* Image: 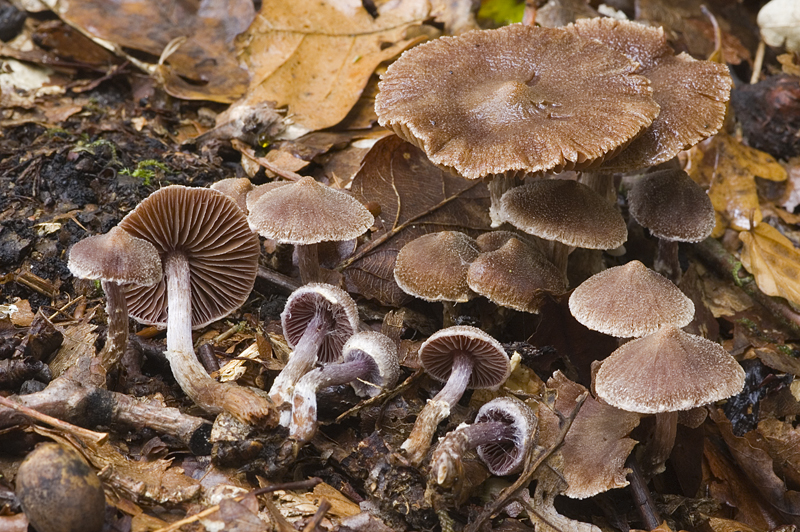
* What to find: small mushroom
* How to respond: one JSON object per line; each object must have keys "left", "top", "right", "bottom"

{"left": 402, "top": 325, "right": 510, "bottom": 465}
{"left": 247, "top": 176, "right": 374, "bottom": 283}
{"left": 67, "top": 226, "right": 162, "bottom": 370}
{"left": 118, "top": 185, "right": 270, "bottom": 423}
{"left": 210, "top": 177, "right": 253, "bottom": 213}
{"left": 595, "top": 325, "right": 745, "bottom": 475}
{"left": 627, "top": 168, "right": 716, "bottom": 283}
{"left": 269, "top": 283, "right": 359, "bottom": 421}
{"left": 569, "top": 260, "right": 694, "bottom": 338}
{"left": 430, "top": 396, "right": 537, "bottom": 490}
{"left": 288, "top": 331, "right": 399, "bottom": 446}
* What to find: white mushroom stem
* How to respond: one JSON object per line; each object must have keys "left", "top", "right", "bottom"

{"left": 98, "top": 280, "right": 128, "bottom": 370}
{"left": 487, "top": 175, "right": 520, "bottom": 228}
{"left": 639, "top": 410, "right": 678, "bottom": 477}
{"left": 402, "top": 352, "right": 474, "bottom": 465}
{"left": 654, "top": 239, "right": 681, "bottom": 284}
{"left": 269, "top": 309, "right": 331, "bottom": 411}
{"left": 289, "top": 351, "right": 378, "bottom": 442}
{"left": 579, "top": 171, "right": 616, "bottom": 203}
{"left": 296, "top": 243, "right": 321, "bottom": 284}
{"left": 165, "top": 254, "right": 272, "bottom": 424}
{"left": 431, "top": 421, "right": 516, "bottom": 488}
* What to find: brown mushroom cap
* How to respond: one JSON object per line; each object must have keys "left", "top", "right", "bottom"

{"left": 210, "top": 178, "right": 253, "bottom": 213}
{"left": 467, "top": 236, "right": 566, "bottom": 313}
{"left": 118, "top": 185, "right": 260, "bottom": 329}
{"left": 68, "top": 226, "right": 162, "bottom": 287}
{"left": 595, "top": 325, "right": 745, "bottom": 413}
{"left": 627, "top": 168, "right": 715, "bottom": 243}
{"left": 247, "top": 176, "right": 373, "bottom": 245}
{"left": 419, "top": 325, "right": 510, "bottom": 389}
{"left": 568, "top": 18, "right": 732, "bottom": 172}
{"left": 245, "top": 180, "right": 291, "bottom": 213}
{"left": 394, "top": 231, "right": 480, "bottom": 303}
{"left": 569, "top": 260, "right": 694, "bottom": 338}
{"left": 499, "top": 179, "right": 627, "bottom": 249}
{"left": 376, "top": 24, "right": 659, "bottom": 179}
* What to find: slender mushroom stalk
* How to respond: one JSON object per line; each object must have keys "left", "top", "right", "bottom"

{"left": 401, "top": 326, "right": 510, "bottom": 466}
{"left": 640, "top": 410, "right": 678, "bottom": 475}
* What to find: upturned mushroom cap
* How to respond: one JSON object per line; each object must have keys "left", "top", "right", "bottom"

{"left": 499, "top": 179, "right": 627, "bottom": 249}
{"left": 342, "top": 331, "right": 400, "bottom": 397}
{"left": 247, "top": 176, "right": 373, "bottom": 245}
{"left": 568, "top": 260, "right": 694, "bottom": 338}
{"left": 118, "top": 185, "right": 260, "bottom": 329}
{"left": 210, "top": 178, "right": 253, "bottom": 213}
{"left": 568, "top": 18, "right": 732, "bottom": 172}
{"left": 420, "top": 325, "right": 510, "bottom": 389}
{"left": 627, "top": 168, "right": 715, "bottom": 243}
{"left": 376, "top": 24, "right": 659, "bottom": 179}
{"left": 467, "top": 236, "right": 566, "bottom": 313}
{"left": 475, "top": 396, "right": 538, "bottom": 476}
{"left": 68, "top": 226, "right": 162, "bottom": 287}
{"left": 394, "top": 231, "right": 480, "bottom": 303}
{"left": 281, "top": 283, "right": 359, "bottom": 364}
{"left": 595, "top": 325, "right": 745, "bottom": 413}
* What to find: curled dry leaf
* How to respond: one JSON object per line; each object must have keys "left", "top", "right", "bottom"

{"left": 236, "top": 0, "right": 429, "bottom": 135}
{"left": 344, "top": 136, "right": 491, "bottom": 306}
{"left": 739, "top": 222, "right": 800, "bottom": 307}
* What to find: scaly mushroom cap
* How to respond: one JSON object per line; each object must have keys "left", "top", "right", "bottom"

{"left": 569, "top": 260, "right": 694, "bottom": 338}
{"left": 475, "top": 396, "right": 538, "bottom": 476}
{"left": 568, "top": 18, "right": 732, "bottom": 172}
{"left": 595, "top": 325, "right": 745, "bottom": 413}
{"left": 467, "top": 236, "right": 566, "bottom": 313}
{"left": 376, "top": 24, "right": 660, "bottom": 179}
{"left": 245, "top": 181, "right": 291, "bottom": 213}
{"left": 68, "top": 226, "right": 162, "bottom": 287}
{"left": 247, "top": 176, "right": 373, "bottom": 245}
{"left": 499, "top": 179, "right": 627, "bottom": 249}
{"left": 394, "top": 231, "right": 480, "bottom": 303}
{"left": 420, "top": 325, "right": 510, "bottom": 389}
{"left": 627, "top": 168, "right": 716, "bottom": 243}
{"left": 281, "top": 283, "right": 359, "bottom": 364}
{"left": 118, "top": 185, "right": 260, "bottom": 329}
{"left": 210, "top": 178, "right": 253, "bottom": 213}
{"left": 342, "top": 331, "right": 400, "bottom": 397}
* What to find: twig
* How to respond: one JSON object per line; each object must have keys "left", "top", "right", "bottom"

{"left": 302, "top": 498, "right": 331, "bottom": 532}
{"left": 626, "top": 455, "right": 661, "bottom": 530}
{"left": 257, "top": 265, "right": 301, "bottom": 294}
{"left": 0, "top": 394, "right": 108, "bottom": 445}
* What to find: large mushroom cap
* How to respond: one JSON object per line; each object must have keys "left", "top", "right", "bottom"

{"left": 281, "top": 283, "right": 359, "bottom": 364}
{"left": 419, "top": 325, "right": 510, "bottom": 390}
{"left": 627, "top": 168, "right": 716, "bottom": 243}
{"left": 342, "top": 331, "right": 400, "bottom": 397}
{"left": 569, "top": 260, "right": 694, "bottom": 338}
{"left": 247, "top": 176, "right": 373, "bottom": 245}
{"left": 394, "top": 231, "right": 480, "bottom": 303}
{"left": 376, "top": 24, "right": 659, "bottom": 180}
{"left": 499, "top": 179, "right": 627, "bottom": 249}
{"left": 475, "top": 396, "right": 538, "bottom": 476}
{"left": 595, "top": 325, "right": 745, "bottom": 413}
{"left": 118, "top": 185, "right": 260, "bottom": 329}
{"left": 68, "top": 226, "right": 162, "bottom": 287}
{"left": 568, "top": 17, "right": 732, "bottom": 172}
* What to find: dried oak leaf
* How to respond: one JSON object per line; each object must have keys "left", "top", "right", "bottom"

{"left": 343, "top": 135, "right": 491, "bottom": 306}
{"left": 758, "top": 417, "right": 800, "bottom": 489}
{"left": 236, "top": 0, "right": 429, "bottom": 134}
{"left": 739, "top": 222, "right": 800, "bottom": 307}
{"left": 686, "top": 132, "right": 787, "bottom": 233}
{"left": 42, "top": 0, "right": 254, "bottom": 102}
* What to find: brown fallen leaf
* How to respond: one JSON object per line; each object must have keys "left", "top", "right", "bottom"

{"left": 739, "top": 222, "right": 800, "bottom": 307}
{"left": 758, "top": 417, "right": 800, "bottom": 490}
{"left": 343, "top": 135, "right": 491, "bottom": 306}
{"left": 235, "top": 0, "right": 429, "bottom": 135}
{"left": 687, "top": 132, "right": 786, "bottom": 233}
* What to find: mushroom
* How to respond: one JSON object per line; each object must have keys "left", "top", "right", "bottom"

{"left": 67, "top": 226, "right": 162, "bottom": 370}
{"left": 375, "top": 24, "right": 659, "bottom": 225}
{"left": 430, "top": 396, "right": 537, "bottom": 490}
{"left": 627, "top": 168, "right": 716, "bottom": 283}
{"left": 594, "top": 325, "right": 745, "bottom": 475}
{"left": 498, "top": 179, "right": 627, "bottom": 280}
{"left": 118, "top": 185, "right": 270, "bottom": 423}
{"left": 401, "top": 325, "right": 510, "bottom": 465}
{"left": 210, "top": 177, "right": 253, "bottom": 213}
{"left": 247, "top": 176, "right": 374, "bottom": 283}
{"left": 287, "top": 331, "right": 399, "bottom": 447}
{"left": 568, "top": 260, "right": 695, "bottom": 338}
{"left": 269, "top": 282, "right": 359, "bottom": 421}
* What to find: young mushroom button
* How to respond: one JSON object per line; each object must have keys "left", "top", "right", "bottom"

{"left": 402, "top": 325, "right": 510, "bottom": 466}
{"left": 118, "top": 185, "right": 269, "bottom": 424}
{"left": 68, "top": 226, "right": 162, "bottom": 371}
